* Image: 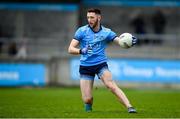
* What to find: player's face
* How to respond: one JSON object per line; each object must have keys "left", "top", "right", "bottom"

{"left": 87, "top": 12, "right": 101, "bottom": 29}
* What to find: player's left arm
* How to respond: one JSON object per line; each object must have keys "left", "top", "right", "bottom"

{"left": 107, "top": 29, "right": 137, "bottom": 46}
{"left": 113, "top": 34, "right": 138, "bottom": 46}
{"left": 106, "top": 29, "right": 121, "bottom": 45}
{"left": 113, "top": 37, "right": 121, "bottom": 45}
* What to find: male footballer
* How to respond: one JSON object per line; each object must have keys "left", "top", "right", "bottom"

{"left": 68, "top": 8, "right": 137, "bottom": 113}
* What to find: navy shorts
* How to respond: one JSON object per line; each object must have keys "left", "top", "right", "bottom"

{"left": 79, "top": 62, "right": 109, "bottom": 80}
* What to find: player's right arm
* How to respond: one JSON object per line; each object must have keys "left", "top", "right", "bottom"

{"left": 69, "top": 26, "right": 90, "bottom": 55}
{"left": 68, "top": 39, "right": 80, "bottom": 55}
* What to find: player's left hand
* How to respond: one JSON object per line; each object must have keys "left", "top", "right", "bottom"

{"left": 132, "top": 36, "right": 137, "bottom": 46}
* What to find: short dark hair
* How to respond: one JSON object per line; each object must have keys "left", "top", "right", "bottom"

{"left": 87, "top": 8, "right": 101, "bottom": 15}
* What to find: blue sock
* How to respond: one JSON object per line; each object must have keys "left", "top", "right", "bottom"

{"left": 85, "top": 103, "right": 92, "bottom": 112}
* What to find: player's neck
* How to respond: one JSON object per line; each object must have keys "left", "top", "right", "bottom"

{"left": 89, "top": 23, "right": 102, "bottom": 33}
{"left": 93, "top": 24, "right": 100, "bottom": 32}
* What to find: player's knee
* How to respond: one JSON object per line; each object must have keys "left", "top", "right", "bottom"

{"left": 107, "top": 85, "right": 116, "bottom": 92}
{"left": 105, "top": 80, "right": 116, "bottom": 92}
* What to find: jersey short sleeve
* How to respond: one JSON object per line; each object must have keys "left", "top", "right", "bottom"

{"left": 74, "top": 27, "right": 84, "bottom": 41}
{"left": 106, "top": 30, "right": 117, "bottom": 42}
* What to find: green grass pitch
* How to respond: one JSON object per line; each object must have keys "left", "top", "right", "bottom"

{"left": 0, "top": 87, "right": 180, "bottom": 118}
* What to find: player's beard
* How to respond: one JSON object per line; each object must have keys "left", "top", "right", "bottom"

{"left": 90, "top": 19, "right": 98, "bottom": 29}
{"left": 92, "top": 19, "right": 98, "bottom": 29}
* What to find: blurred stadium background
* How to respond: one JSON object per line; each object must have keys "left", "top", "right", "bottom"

{"left": 0, "top": 0, "right": 179, "bottom": 88}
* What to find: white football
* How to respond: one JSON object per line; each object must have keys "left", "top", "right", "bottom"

{"left": 119, "top": 33, "right": 133, "bottom": 49}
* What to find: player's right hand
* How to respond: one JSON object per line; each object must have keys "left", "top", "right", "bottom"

{"left": 80, "top": 46, "right": 88, "bottom": 55}
{"left": 80, "top": 45, "right": 93, "bottom": 55}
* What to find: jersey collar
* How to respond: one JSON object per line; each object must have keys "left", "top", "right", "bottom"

{"left": 88, "top": 24, "right": 102, "bottom": 33}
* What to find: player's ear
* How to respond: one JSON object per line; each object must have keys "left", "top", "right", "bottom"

{"left": 98, "top": 15, "right": 101, "bottom": 22}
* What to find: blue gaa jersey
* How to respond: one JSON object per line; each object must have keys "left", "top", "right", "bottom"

{"left": 74, "top": 25, "right": 117, "bottom": 66}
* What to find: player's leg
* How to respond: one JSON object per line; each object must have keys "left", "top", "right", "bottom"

{"left": 100, "top": 70, "right": 131, "bottom": 107}
{"left": 99, "top": 69, "right": 136, "bottom": 113}
{"left": 79, "top": 64, "right": 96, "bottom": 112}
{"left": 80, "top": 78, "right": 94, "bottom": 112}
